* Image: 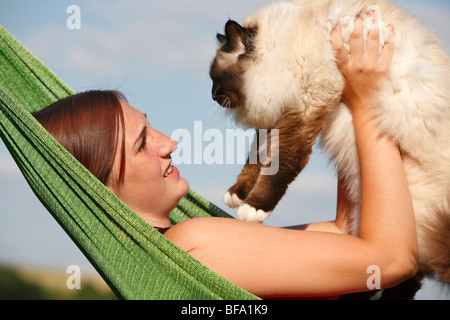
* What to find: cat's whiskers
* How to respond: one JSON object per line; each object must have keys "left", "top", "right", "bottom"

{"left": 207, "top": 100, "right": 231, "bottom": 128}
{"left": 212, "top": 104, "right": 227, "bottom": 126}
{"left": 222, "top": 96, "right": 232, "bottom": 109}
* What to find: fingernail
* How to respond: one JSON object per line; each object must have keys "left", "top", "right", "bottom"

{"left": 367, "top": 10, "right": 375, "bottom": 17}
{"left": 370, "top": 15, "right": 379, "bottom": 29}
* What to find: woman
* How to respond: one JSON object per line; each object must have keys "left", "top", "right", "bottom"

{"left": 33, "top": 19, "right": 418, "bottom": 298}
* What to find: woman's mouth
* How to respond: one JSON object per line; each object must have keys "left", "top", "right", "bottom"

{"left": 163, "top": 163, "right": 180, "bottom": 178}
{"left": 163, "top": 164, "right": 173, "bottom": 177}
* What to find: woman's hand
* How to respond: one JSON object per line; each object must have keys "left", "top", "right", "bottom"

{"left": 331, "top": 16, "right": 394, "bottom": 115}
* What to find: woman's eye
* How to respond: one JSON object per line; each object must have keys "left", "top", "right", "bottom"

{"left": 138, "top": 137, "right": 146, "bottom": 152}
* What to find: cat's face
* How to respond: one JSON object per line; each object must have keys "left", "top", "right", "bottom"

{"left": 209, "top": 20, "right": 257, "bottom": 110}
{"left": 210, "top": 16, "right": 343, "bottom": 129}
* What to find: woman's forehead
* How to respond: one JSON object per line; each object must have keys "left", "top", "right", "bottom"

{"left": 120, "top": 100, "right": 147, "bottom": 127}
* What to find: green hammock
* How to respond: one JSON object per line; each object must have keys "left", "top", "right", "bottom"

{"left": 0, "top": 25, "right": 259, "bottom": 300}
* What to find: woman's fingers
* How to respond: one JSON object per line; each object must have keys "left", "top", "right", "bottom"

{"left": 366, "top": 26, "right": 381, "bottom": 62}
{"left": 330, "top": 22, "right": 349, "bottom": 66}
{"left": 379, "top": 27, "right": 395, "bottom": 71}
{"left": 349, "top": 17, "right": 365, "bottom": 63}
{"left": 331, "top": 15, "right": 395, "bottom": 75}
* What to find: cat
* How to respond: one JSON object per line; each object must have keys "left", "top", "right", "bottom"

{"left": 209, "top": 0, "right": 450, "bottom": 283}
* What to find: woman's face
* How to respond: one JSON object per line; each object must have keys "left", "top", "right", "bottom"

{"left": 107, "top": 100, "right": 189, "bottom": 223}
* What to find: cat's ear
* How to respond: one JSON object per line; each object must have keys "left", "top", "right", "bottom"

{"left": 216, "top": 33, "right": 227, "bottom": 44}
{"left": 223, "top": 20, "right": 247, "bottom": 54}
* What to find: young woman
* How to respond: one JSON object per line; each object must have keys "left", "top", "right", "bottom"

{"left": 33, "top": 19, "right": 418, "bottom": 298}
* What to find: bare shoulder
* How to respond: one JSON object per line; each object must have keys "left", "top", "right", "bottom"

{"left": 164, "top": 217, "right": 241, "bottom": 251}
{"left": 164, "top": 216, "right": 288, "bottom": 254}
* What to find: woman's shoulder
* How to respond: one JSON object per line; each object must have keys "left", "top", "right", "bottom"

{"left": 166, "top": 216, "right": 233, "bottom": 235}
{"left": 164, "top": 216, "right": 278, "bottom": 252}
{"left": 164, "top": 217, "right": 235, "bottom": 252}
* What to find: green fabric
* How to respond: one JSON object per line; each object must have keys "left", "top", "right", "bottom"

{"left": 0, "top": 25, "right": 259, "bottom": 300}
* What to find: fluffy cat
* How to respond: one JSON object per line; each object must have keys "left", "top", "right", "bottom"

{"left": 209, "top": 0, "right": 450, "bottom": 283}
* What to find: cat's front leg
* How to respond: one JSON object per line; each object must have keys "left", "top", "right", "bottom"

{"left": 224, "top": 164, "right": 260, "bottom": 207}
{"left": 237, "top": 108, "right": 326, "bottom": 223}
{"left": 236, "top": 154, "right": 289, "bottom": 223}
{"left": 224, "top": 137, "right": 262, "bottom": 208}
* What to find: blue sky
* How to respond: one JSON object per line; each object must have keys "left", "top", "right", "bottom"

{"left": 0, "top": 0, "right": 449, "bottom": 299}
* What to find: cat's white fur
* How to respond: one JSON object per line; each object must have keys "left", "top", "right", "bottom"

{"left": 232, "top": 0, "right": 450, "bottom": 271}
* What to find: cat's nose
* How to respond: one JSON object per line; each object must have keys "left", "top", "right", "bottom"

{"left": 212, "top": 92, "right": 227, "bottom": 104}
{"left": 212, "top": 93, "right": 222, "bottom": 102}
{"left": 212, "top": 84, "right": 232, "bottom": 108}
{"left": 212, "top": 84, "right": 221, "bottom": 101}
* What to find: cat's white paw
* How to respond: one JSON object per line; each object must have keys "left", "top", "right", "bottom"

{"left": 236, "top": 204, "right": 271, "bottom": 223}
{"left": 223, "top": 191, "right": 244, "bottom": 208}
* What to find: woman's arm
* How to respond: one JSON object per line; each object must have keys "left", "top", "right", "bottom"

{"left": 165, "top": 19, "right": 418, "bottom": 298}
{"left": 332, "top": 18, "right": 418, "bottom": 263}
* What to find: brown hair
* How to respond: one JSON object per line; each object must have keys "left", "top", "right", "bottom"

{"left": 33, "top": 90, "right": 126, "bottom": 185}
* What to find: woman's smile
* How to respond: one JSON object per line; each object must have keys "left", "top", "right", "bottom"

{"left": 163, "top": 163, "right": 180, "bottom": 178}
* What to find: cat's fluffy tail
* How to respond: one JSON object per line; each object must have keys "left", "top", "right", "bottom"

{"left": 420, "top": 204, "right": 450, "bottom": 283}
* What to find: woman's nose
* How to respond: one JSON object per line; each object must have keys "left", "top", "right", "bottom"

{"left": 166, "top": 139, "right": 177, "bottom": 155}
{"left": 154, "top": 130, "right": 177, "bottom": 157}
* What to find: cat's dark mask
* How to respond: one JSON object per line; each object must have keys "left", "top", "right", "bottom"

{"left": 210, "top": 20, "right": 257, "bottom": 109}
